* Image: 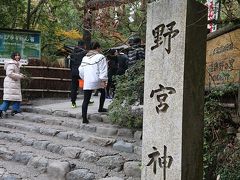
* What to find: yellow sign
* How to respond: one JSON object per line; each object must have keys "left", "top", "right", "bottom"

{"left": 206, "top": 28, "right": 240, "bottom": 87}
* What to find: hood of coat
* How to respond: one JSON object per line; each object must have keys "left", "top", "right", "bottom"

{"left": 86, "top": 50, "right": 99, "bottom": 57}
{"left": 4, "top": 59, "right": 19, "bottom": 70}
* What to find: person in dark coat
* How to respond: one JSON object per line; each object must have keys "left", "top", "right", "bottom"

{"left": 127, "top": 37, "right": 145, "bottom": 67}
{"left": 106, "top": 49, "right": 118, "bottom": 98}
{"left": 116, "top": 49, "right": 128, "bottom": 76}
{"left": 70, "top": 40, "right": 87, "bottom": 108}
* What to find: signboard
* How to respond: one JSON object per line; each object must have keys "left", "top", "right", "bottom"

{"left": 0, "top": 28, "right": 41, "bottom": 65}
{"left": 206, "top": 27, "right": 240, "bottom": 87}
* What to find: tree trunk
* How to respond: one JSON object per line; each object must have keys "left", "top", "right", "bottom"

{"left": 26, "top": 0, "right": 31, "bottom": 29}
{"left": 24, "top": 0, "right": 47, "bottom": 29}
{"left": 83, "top": 0, "right": 92, "bottom": 50}
{"left": 238, "top": 85, "right": 240, "bottom": 121}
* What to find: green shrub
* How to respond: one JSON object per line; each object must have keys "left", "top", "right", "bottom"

{"left": 203, "top": 84, "right": 239, "bottom": 180}
{"left": 21, "top": 67, "right": 32, "bottom": 100}
{"left": 108, "top": 60, "right": 144, "bottom": 129}
{"left": 216, "top": 143, "right": 240, "bottom": 180}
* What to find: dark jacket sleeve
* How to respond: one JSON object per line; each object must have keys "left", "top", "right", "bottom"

{"left": 70, "top": 47, "right": 87, "bottom": 77}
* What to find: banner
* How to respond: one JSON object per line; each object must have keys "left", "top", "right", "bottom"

{"left": 0, "top": 29, "right": 41, "bottom": 65}
{"left": 206, "top": 0, "right": 220, "bottom": 32}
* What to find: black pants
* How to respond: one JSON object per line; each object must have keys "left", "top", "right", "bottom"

{"left": 106, "top": 80, "right": 115, "bottom": 98}
{"left": 82, "top": 88, "right": 105, "bottom": 120}
{"left": 71, "top": 75, "right": 80, "bottom": 103}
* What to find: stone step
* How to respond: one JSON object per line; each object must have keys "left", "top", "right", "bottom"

{"left": 0, "top": 125, "right": 140, "bottom": 161}
{"left": 20, "top": 107, "right": 143, "bottom": 147}
{"left": 0, "top": 118, "right": 141, "bottom": 155}
{"left": 0, "top": 106, "right": 142, "bottom": 179}
{"left": 12, "top": 112, "right": 137, "bottom": 140}
{"left": 22, "top": 106, "right": 108, "bottom": 122}
{"left": 0, "top": 158, "right": 50, "bottom": 180}
{"left": 0, "top": 135, "right": 141, "bottom": 179}
{"left": 0, "top": 139, "right": 102, "bottom": 179}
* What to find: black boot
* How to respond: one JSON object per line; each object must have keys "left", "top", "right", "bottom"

{"left": 98, "top": 108, "right": 108, "bottom": 112}
{"left": 82, "top": 118, "right": 89, "bottom": 124}
{"left": 0, "top": 111, "right": 2, "bottom": 118}
{"left": 11, "top": 110, "right": 18, "bottom": 116}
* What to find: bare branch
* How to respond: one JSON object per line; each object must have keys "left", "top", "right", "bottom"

{"left": 72, "top": 0, "right": 85, "bottom": 11}
{"left": 30, "top": 0, "right": 47, "bottom": 17}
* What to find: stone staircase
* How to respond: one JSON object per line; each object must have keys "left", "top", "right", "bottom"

{"left": 0, "top": 106, "right": 142, "bottom": 180}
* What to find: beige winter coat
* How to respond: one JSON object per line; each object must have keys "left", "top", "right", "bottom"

{"left": 3, "top": 60, "right": 24, "bottom": 101}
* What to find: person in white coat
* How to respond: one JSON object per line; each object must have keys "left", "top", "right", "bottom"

{"left": 0, "top": 52, "right": 26, "bottom": 118}
{"left": 79, "top": 41, "right": 108, "bottom": 124}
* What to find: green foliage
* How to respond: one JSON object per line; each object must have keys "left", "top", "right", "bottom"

{"left": 203, "top": 83, "right": 240, "bottom": 180}
{"left": 216, "top": 144, "right": 240, "bottom": 180}
{"left": 196, "top": 0, "right": 240, "bottom": 26}
{"left": 0, "top": 0, "right": 147, "bottom": 62}
{"left": 20, "top": 67, "right": 32, "bottom": 99}
{"left": 108, "top": 60, "right": 144, "bottom": 129}
{"left": 108, "top": 101, "right": 143, "bottom": 129}
{"left": 0, "top": 0, "right": 82, "bottom": 63}
{"left": 37, "top": 0, "right": 82, "bottom": 57}
{"left": 20, "top": 67, "right": 32, "bottom": 88}
{"left": 92, "top": 0, "right": 146, "bottom": 49}
{"left": 0, "top": 0, "right": 26, "bottom": 29}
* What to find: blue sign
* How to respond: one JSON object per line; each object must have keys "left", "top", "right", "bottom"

{"left": 0, "top": 29, "right": 41, "bottom": 64}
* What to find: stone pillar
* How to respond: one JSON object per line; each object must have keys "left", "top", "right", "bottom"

{"left": 142, "top": 0, "right": 207, "bottom": 180}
